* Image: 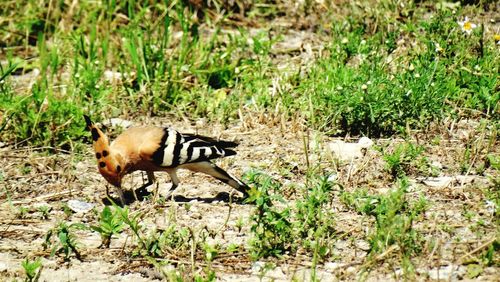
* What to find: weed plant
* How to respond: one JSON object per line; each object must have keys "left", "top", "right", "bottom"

{"left": 43, "top": 221, "right": 87, "bottom": 261}
{"left": 382, "top": 142, "right": 427, "bottom": 178}
{"left": 21, "top": 257, "right": 42, "bottom": 282}
{"left": 245, "top": 170, "right": 294, "bottom": 259}
{"left": 294, "top": 175, "right": 336, "bottom": 261}
{"left": 1, "top": 2, "right": 497, "bottom": 147}
{"left": 90, "top": 206, "right": 125, "bottom": 248}
{"left": 340, "top": 178, "right": 427, "bottom": 275}
{"left": 246, "top": 171, "right": 338, "bottom": 263}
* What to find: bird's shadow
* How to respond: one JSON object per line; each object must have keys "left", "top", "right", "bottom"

{"left": 102, "top": 187, "right": 247, "bottom": 206}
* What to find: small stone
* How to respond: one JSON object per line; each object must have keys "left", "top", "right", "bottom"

{"left": 0, "top": 261, "right": 7, "bottom": 272}
{"left": 358, "top": 137, "right": 373, "bottom": 148}
{"left": 266, "top": 266, "right": 285, "bottom": 279}
{"left": 190, "top": 212, "right": 202, "bottom": 219}
{"left": 324, "top": 262, "right": 345, "bottom": 271}
{"left": 485, "top": 200, "right": 497, "bottom": 215}
{"left": 327, "top": 174, "right": 338, "bottom": 183}
{"left": 251, "top": 261, "right": 266, "bottom": 273}
{"left": 430, "top": 161, "right": 443, "bottom": 170}
{"left": 394, "top": 268, "right": 403, "bottom": 277}
{"left": 32, "top": 201, "right": 51, "bottom": 209}
{"left": 346, "top": 266, "right": 356, "bottom": 274}
{"left": 67, "top": 199, "right": 95, "bottom": 213}
{"left": 335, "top": 240, "right": 349, "bottom": 250}
{"left": 75, "top": 161, "right": 87, "bottom": 171}
{"left": 455, "top": 175, "right": 475, "bottom": 185}
{"left": 427, "top": 265, "right": 465, "bottom": 280}
{"left": 423, "top": 176, "right": 453, "bottom": 188}
{"left": 355, "top": 239, "right": 371, "bottom": 251}
{"left": 103, "top": 70, "right": 124, "bottom": 83}
{"left": 103, "top": 118, "right": 134, "bottom": 129}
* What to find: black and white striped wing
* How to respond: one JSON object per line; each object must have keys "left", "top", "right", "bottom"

{"left": 151, "top": 128, "right": 237, "bottom": 167}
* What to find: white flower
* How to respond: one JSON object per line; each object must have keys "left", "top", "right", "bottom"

{"left": 457, "top": 17, "right": 477, "bottom": 35}
{"left": 435, "top": 42, "right": 443, "bottom": 53}
{"left": 485, "top": 200, "right": 497, "bottom": 215}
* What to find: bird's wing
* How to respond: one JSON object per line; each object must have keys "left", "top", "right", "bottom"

{"left": 139, "top": 128, "right": 237, "bottom": 168}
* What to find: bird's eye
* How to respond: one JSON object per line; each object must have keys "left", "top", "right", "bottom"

{"left": 116, "top": 165, "right": 121, "bottom": 173}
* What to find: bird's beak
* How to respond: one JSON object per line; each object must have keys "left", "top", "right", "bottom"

{"left": 112, "top": 178, "right": 122, "bottom": 188}
{"left": 104, "top": 175, "right": 122, "bottom": 188}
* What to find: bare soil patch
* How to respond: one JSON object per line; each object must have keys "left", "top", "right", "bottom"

{"left": 1, "top": 116, "right": 498, "bottom": 281}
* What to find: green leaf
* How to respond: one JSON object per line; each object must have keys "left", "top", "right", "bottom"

{"left": 466, "top": 264, "right": 483, "bottom": 279}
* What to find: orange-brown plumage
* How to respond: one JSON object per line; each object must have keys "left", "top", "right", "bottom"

{"left": 84, "top": 115, "right": 249, "bottom": 204}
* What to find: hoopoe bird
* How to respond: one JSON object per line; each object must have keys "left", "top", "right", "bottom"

{"left": 84, "top": 115, "right": 249, "bottom": 204}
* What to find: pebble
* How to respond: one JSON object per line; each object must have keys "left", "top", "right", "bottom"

{"left": 422, "top": 176, "right": 453, "bottom": 188}
{"left": 103, "top": 118, "right": 134, "bottom": 129}
{"left": 355, "top": 239, "right": 371, "bottom": 251}
{"left": 324, "top": 262, "right": 346, "bottom": 271}
{"left": 427, "top": 265, "right": 465, "bottom": 280}
{"left": 430, "top": 161, "right": 443, "bottom": 169}
{"left": 328, "top": 137, "right": 373, "bottom": 161}
{"left": 190, "top": 212, "right": 202, "bottom": 219}
{"left": 67, "top": 199, "right": 95, "bottom": 213}
{"left": 346, "top": 266, "right": 357, "bottom": 274}
{"left": 0, "top": 261, "right": 7, "bottom": 272}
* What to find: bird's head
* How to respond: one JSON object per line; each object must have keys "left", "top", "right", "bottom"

{"left": 84, "top": 115, "right": 126, "bottom": 187}
{"left": 97, "top": 151, "right": 126, "bottom": 188}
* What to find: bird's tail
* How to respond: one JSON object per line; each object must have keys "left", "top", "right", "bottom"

{"left": 182, "top": 161, "right": 250, "bottom": 197}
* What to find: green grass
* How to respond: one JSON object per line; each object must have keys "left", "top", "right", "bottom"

{"left": 294, "top": 9, "right": 498, "bottom": 136}
{"left": 1, "top": 1, "right": 497, "bottom": 147}
{"left": 90, "top": 206, "right": 125, "bottom": 248}
{"left": 43, "top": 221, "right": 87, "bottom": 261}
{"left": 245, "top": 170, "right": 294, "bottom": 259}
{"left": 245, "top": 170, "right": 338, "bottom": 270}
{"left": 0, "top": 0, "right": 498, "bottom": 279}
{"left": 382, "top": 141, "right": 428, "bottom": 178}
{"left": 340, "top": 178, "right": 428, "bottom": 277}
{"left": 21, "top": 257, "right": 42, "bottom": 282}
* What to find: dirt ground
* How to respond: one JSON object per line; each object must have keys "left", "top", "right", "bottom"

{"left": 1, "top": 6, "right": 499, "bottom": 279}
{"left": 0, "top": 113, "right": 498, "bottom": 281}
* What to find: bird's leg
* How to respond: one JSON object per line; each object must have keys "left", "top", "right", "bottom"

{"left": 115, "top": 187, "right": 126, "bottom": 206}
{"left": 137, "top": 171, "right": 155, "bottom": 189}
{"left": 134, "top": 171, "right": 156, "bottom": 201}
{"left": 130, "top": 176, "right": 139, "bottom": 203}
{"left": 165, "top": 169, "right": 179, "bottom": 199}
{"left": 146, "top": 171, "right": 159, "bottom": 202}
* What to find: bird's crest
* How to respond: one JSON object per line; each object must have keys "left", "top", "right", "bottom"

{"left": 84, "top": 115, "right": 110, "bottom": 155}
